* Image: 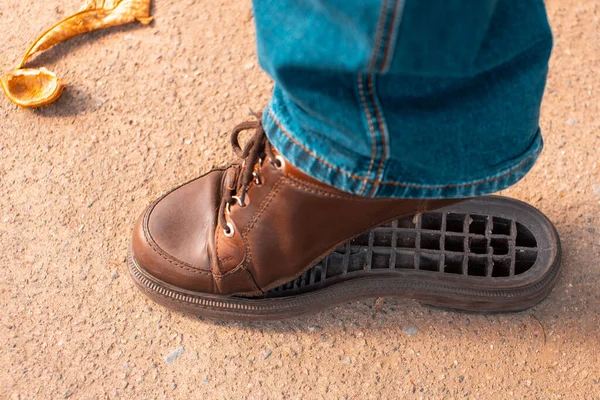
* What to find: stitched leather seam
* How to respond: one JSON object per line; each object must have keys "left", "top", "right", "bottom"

{"left": 214, "top": 224, "right": 225, "bottom": 275}
{"left": 215, "top": 265, "right": 262, "bottom": 293}
{"left": 214, "top": 189, "right": 260, "bottom": 292}
{"left": 216, "top": 227, "right": 259, "bottom": 280}
{"left": 284, "top": 175, "right": 378, "bottom": 201}
{"left": 268, "top": 108, "right": 539, "bottom": 190}
{"left": 283, "top": 176, "right": 421, "bottom": 203}
{"left": 213, "top": 198, "right": 257, "bottom": 292}
{"left": 241, "top": 177, "right": 286, "bottom": 266}
{"left": 219, "top": 256, "right": 234, "bottom": 264}
{"left": 142, "top": 207, "right": 212, "bottom": 276}
{"left": 140, "top": 171, "right": 231, "bottom": 278}
{"left": 214, "top": 174, "right": 228, "bottom": 276}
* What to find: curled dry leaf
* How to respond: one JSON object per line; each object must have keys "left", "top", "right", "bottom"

{"left": 19, "top": 0, "right": 153, "bottom": 68}
{"left": 1, "top": 0, "right": 152, "bottom": 108}
{"left": 0, "top": 68, "right": 66, "bottom": 108}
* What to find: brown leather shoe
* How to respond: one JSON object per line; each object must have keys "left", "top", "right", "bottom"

{"left": 128, "top": 118, "right": 561, "bottom": 320}
{"left": 131, "top": 118, "right": 456, "bottom": 294}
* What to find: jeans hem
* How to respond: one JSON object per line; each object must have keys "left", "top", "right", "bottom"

{"left": 263, "top": 103, "right": 543, "bottom": 199}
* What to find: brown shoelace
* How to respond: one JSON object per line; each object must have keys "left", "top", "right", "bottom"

{"left": 219, "top": 114, "right": 281, "bottom": 236}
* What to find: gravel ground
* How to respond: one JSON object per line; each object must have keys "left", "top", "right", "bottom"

{"left": 1, "top": 0, "right": 599, "bottom": 398}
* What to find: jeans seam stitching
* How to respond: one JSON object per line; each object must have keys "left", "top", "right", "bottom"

{"left": 358, "top": 0, "right": 392, "bottom": 195}
{"left": 357, "top": 73, "right": 377, "bottom": 195}
{"left": 368, "top": 0, "right": 391, "bottom": 71}
{"left": 267, "top": 107, "right": 539, "bottom": 189}
{"left": 268, "top": 106, "right": 540, "bottom": 189}
{"left": 367, "top": 74, "right": 389, "bottom": 197}
{"left": 380, "top": 0, "right": 406, "bottom": 73}
{"left": 367, "top": 0, "right": 397, "bottom": 196}
{"left": 372, "top": 149, "right": 538, "bottom": 188}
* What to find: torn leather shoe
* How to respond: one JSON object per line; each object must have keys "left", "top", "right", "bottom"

{"left": 130, "top": 118, "right": 458, "bottom": 298}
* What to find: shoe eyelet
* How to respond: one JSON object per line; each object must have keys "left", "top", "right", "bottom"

{"left": 232, "top": 195, "right": 249, "bottom": 208}
{"left": 273, "top": 155, "right": 286, "bottom": 169}
{"left": 252, "top": 171, "right": 263, "bottom": 186}
{"left": 223, "top": 222, "right": 235, "bottom": 238}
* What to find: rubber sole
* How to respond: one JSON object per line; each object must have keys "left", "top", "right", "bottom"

{"left": 128, "top": 196, "right": 562, "bottom": 321}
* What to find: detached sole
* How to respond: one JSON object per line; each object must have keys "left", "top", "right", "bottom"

{"left": 129, "top": 196, "right": 561, "bottom": 321}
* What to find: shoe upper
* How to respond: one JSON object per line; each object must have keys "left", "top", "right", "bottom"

{"left": 131, "top": 121, "right": 459, "bottom": 296}
{"left": 131, "top": 158, "right": 459, "bottom": 296}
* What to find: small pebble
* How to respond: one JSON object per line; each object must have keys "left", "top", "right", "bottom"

{"left": 112, "top": 272, "right": 119, "bottom": 280}
{"left": 260, "top": 350, "right": 272, "bottom": 360}
{"left": 164, "top": 347, "right": 185, "bottom": 364}
{"left": 404, "top": 325, "right": 419, "bottom": 336}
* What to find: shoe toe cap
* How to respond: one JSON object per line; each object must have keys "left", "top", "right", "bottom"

{"left": 131, "top": 172, "right": 222, "bottom": 293}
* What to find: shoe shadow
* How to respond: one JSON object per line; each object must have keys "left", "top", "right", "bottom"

{"left": 177, "top": 297, "right": 541, "bottom": 331}
{"left": 176, "top": 284, "right": 592, "bottom": 343}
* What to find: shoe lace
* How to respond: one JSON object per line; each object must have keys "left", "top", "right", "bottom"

{"left": 219, "top": 113, "right": 282, "bottom": 236}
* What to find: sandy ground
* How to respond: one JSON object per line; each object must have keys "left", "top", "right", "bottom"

{"left": 1, "top": 0, "right": 599, "bottom": 399}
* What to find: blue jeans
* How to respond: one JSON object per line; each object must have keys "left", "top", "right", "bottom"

{"left": 253, "top": 0, "right": 553, "bottom": 198}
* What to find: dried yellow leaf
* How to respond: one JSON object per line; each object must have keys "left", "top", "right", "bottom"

{"left": 19, "top": 0, "right": 153, "bottom": 68}
{"left": 1, "top": 0, "right": 152, "bottom": 108}
{"left": 0, "top": 68, "right": 65, "bottom": 108}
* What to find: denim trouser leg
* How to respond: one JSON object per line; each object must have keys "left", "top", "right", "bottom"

{"left": 253, "top": 0, "right": 553, "bottom": 198}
